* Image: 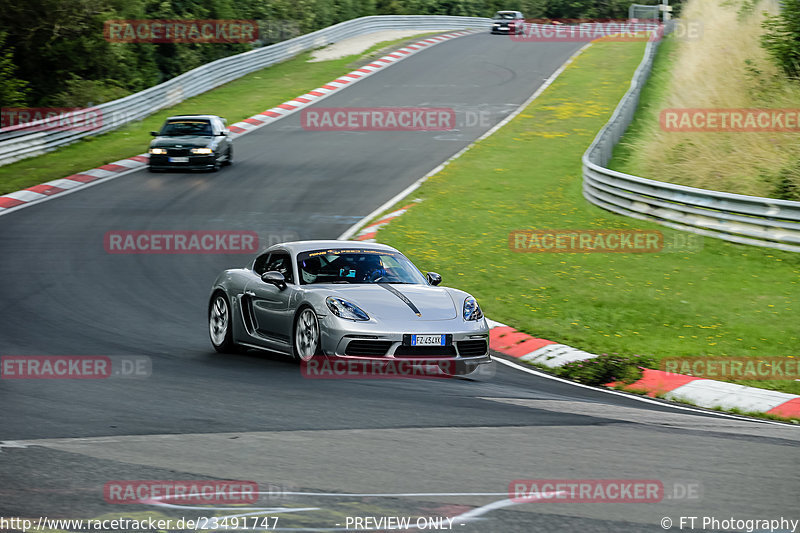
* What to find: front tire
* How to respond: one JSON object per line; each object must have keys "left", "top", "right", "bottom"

{"left": 209, "top": 292, "right": 238, "bottom": 353}
{"left": 293, "top": 307, "right": 321, "bottom": 363}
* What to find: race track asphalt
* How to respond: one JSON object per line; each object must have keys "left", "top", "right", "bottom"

{"left": 1, "top": 32, "right": 797, "bottom": 532}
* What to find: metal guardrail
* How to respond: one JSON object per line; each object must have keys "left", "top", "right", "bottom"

{"left": 0, "top": 15, "right": 492, "bottom": 167}
{"left": 581, "top": 24, "right": 800, "bottom": 252}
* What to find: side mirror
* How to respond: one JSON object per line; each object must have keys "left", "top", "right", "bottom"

{"left": 426, "top": 272, "right": 442, "bottom": 286}
{"left": 220, "top": 129, "right": 230, "bottom": 136}
{"left": 150, "top": 131, "right": 159, "bottom": 136}
{"left": 261, "top": 271, "right": 287, "bottom": 290}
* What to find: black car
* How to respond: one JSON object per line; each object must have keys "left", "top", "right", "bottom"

{"left": 148, "top": 115, "right": 232, "bottom": 172}
{"left": 491, "top": 11, "right": 525, "bottom": 34}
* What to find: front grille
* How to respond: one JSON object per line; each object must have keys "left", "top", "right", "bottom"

{"left": 457, "top": 340, "right": 488, "bottom": 356}
{"left": 167, "top": 148, "right": 190, "bottom": 156}
{"left": 393, "top": 345, "right": 457, "bottom": 358}
{"left": 345, "top": 340, "right": 392, "bottom": 356}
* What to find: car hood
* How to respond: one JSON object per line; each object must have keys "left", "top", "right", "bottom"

{"left": 324, "top": 284, "right": 459, "bottom": 321}
{"left": 150, "top": 136, "right": 213, "bottom": 148}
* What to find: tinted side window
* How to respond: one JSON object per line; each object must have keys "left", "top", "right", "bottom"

{"left": 253, "top": 253, "right": 271, "bottom": 275}
{"left": 264, "top": 252, "right": 294, "bottom": 284}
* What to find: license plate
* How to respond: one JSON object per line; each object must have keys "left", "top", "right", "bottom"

{"left": 411, "top": 335, "right": 445, "bottom": 346}
{"left": 168, "top": 156, "right": 189, "bottom": 163}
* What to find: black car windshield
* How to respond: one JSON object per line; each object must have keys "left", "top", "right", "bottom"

{"left": 160, "top": 120, "right": 213, "bottom": 136}
{"left": 297, "top": 248, "right": 428, "bottom": 285}
{"left": 494, "top": 12, "right": 518, "bottom": 19}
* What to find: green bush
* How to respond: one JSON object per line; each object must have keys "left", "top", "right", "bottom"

{"left": 554, "top": 354, "right": 655, "bottom": 386}
{"left": 761, "top": 0, "right": 800, "bottom": 79}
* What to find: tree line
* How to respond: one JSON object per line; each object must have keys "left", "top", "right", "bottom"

{"left": 0, "top": 0, "right": 678, "bottom": 109}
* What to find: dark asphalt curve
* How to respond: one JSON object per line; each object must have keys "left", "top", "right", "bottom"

{"left": 1, "top": 32, "right": 798, "bottom": 532}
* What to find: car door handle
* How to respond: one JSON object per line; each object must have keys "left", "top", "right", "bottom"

{"left": 244, "top": 291, "right": 255, "bottom": 296}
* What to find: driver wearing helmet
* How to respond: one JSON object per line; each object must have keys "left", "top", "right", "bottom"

{"left": 301, "top": 256, "right": 322, "bottom": 284}
{"left": 359, "top": 254, "right": 386, "bottom": 282}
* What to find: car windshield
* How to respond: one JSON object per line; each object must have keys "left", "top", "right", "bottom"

{"left": 160, "top": 120, "right": 213, "bottom": 136}
{"left": 494, "top": 12, "right": 517, "bottom": 19}
{"left": 297, "top": 248, "right": 428, "bottom": 285}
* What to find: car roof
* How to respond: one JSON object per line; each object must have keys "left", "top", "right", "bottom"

{"left": 165, "top": 115, "right": 220, "bottom": 121}
{"left": 267, "top": 240, "right": 402, "bottom": 255}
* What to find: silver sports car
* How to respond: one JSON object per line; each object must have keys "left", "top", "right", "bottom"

{"left": 208, "top": 240, "right": 491, "bottom": 373}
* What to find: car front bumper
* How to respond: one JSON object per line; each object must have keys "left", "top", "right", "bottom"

{"left": 318, "top": 313, "right": 491, "bottom": 365}
{"left": 148, "top": 154, "right": 216, "bottom": 170}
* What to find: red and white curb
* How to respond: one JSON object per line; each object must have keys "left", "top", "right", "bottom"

{"left": 487, "top": 320, "right": 800, "bottom": 419}
{"left": 617, "top": 368, "right": 800, "bottom": 418}
{"left": 221, "top": 30, "right": 475, "bottom": 138}
{"left": 350, "top": 201, "right": 800, "bottom": 421}
{"left": 352, "top": 200, "right": 422, "bottom": 242}
{"left": 0, "top": 156, "right": 149, "bottom": 212}
{"left": 337, "top": 42, "right": 592, "bottom": 244}
{"left": 0, "top": 30, "right": 476, "bottom": 216}
{"left": 340, "top": 138, "right": 800, "bottom": 422}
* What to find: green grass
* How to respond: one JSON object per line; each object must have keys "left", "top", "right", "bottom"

{"left": 374, "top": 40, "right": 800, "bottom": 394}
{"left": 0, "top": 32, "right": 442, "bottom": 195}
{"left": 609, "top": 34, "right": 680, "bottom": 173}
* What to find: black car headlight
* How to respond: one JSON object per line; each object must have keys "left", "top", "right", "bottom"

{"left": 149, "top": 148, "right": 167, "bottom": 154}
{"left": 463, "top": 296, "right": 483, "bottom": 321}
{"left": 326, "top": 297, "right": 369, "bottom": 321}
{"left": 190, "top": 148, "right": 213, "bottom": 154}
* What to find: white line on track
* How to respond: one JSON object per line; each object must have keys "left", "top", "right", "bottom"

{"left": 337, "top": 42, "right": 592, "bottom": 240}
{"left": 0, "top": 164, "right": 146, "bottom": 218}
{"left": 330, "top": 42, "right": 800, "bottom": 428}
{"left": 143, "top": 490, "right": 564, "bottom": 531}
{"left": 491, "top": 356, "right": 798, "bottom": 426}
{"left": 0, "top": 31, "right": 475, "bottom": 219}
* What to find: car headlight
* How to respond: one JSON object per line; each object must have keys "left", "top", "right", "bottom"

{"left": 463, "top": 296, "right": 483, "bottom": 321}
{"left": 148, "top": 148, "right": 167, "bottom": 154}
{"left": 326, "top": 297, "right": 369, "bottom": 321}
{"left": 190, "top": 148, "right": 213, "bottom": 154}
